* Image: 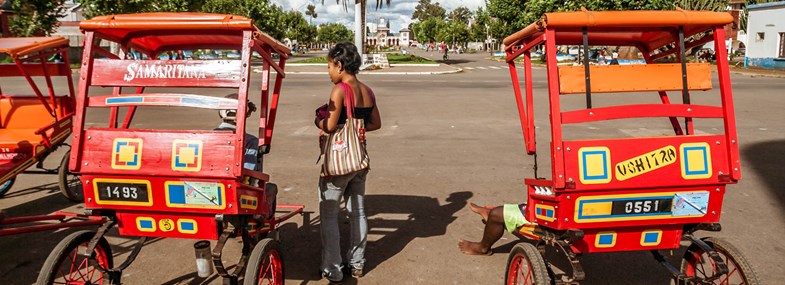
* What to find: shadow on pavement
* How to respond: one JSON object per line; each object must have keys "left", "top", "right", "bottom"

{"left": 742, "top": 140, "right": 785, "bottom": 206}
{"left": 280, "top": 191, "right": 472, "bottom": 284}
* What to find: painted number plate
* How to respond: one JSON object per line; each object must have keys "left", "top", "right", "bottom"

{"left": 611, "top": 198, "right": 673, "bottom": 215}
{"left": 96, "top": 182, "right": 150, "bottom": 203}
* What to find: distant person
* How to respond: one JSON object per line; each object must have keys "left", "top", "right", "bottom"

{"left": 315, "top": 41, "right": 382, "bottom": 282}
{"left": 458, "top": 202, "right": 532, "bottom": 255}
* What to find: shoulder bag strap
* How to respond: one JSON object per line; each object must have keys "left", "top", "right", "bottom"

{"left": 340, "top": 82, "right": 355, "bottom": 118}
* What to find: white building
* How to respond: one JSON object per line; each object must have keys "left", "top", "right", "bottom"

{"left": 366, "top": 17, "right": 411, "bottom": 48}
{"left": 745, "top": 1, "right": 785, "bottom": 69}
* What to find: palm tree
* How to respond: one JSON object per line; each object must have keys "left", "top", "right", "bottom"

{"left": 305, "top": 4, "right": 317, "bottom": 25}
{"left": 322, "top": 0, "right": 391, "bottom": 58}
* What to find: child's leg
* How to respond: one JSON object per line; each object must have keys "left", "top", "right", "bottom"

{"left": 468, "top": 202, "right": 494, "bottom": 222}
{"left": 459, "top": 206, "right": 505, "bottom": 255}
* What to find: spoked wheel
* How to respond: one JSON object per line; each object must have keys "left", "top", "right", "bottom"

{"left": 244, "top": 238, "right": 284, "bottom": 285}
{"left": 505, "top": 242, "right": 550, "bottom": 285}
{"left": 37, "top": 230, "right": 114, "bottom": 285}
{"left": 0, "top": 177, "right": 15, "bottom": 198}
{"left": 58, "top": 150, "right": 83, "bottom": 202}
{"left": 680, "top": 237, "right": 761, "bottom": 285}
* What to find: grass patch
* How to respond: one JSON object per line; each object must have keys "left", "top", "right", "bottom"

{"left": 291, "top": 56, "right": 328, "bottom": 63}
{"left": 387, "top": 53, "right": 436, "bottom": 64}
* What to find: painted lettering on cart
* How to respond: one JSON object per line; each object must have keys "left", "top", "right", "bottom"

{"left": 615, "top": 146, "right": 677, "bottom": 181}
{"left": 123, "top": 62, "right": 207, "bottom": 82}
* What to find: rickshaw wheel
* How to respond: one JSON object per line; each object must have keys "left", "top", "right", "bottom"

{"left": 0, "top": 177, "right": 15, "bottom": 197}
{"left": 505, "top": 243, "right": 550, "bottom": 285}
{"left": 36, "top": 230, "right": 114, "bottom": 285}
{"left": 680, "top": 237, "right": 760, "bottom": 285}
{"left": 58, "top": 150, "right": 84, "bottom": 202}
{"left": 244, "top": 238, "right": 284, "bottom": 285}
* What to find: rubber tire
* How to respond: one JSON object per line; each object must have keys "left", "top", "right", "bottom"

{"left": 0, "top": 177, "right": 15, "bottom": 198}
{"left": 58, "top": 150, "right": 83, "bottom": 202}
{"left": 680, "top": 237, "right": 761, "bottom": 285}
{"left": 505, "top": 242, "right": 550, "bottom": 285}
{"left": 244, "top": 238, "right": 285, "bottom": 285}
{"left": 36, "top": 230, "right": 114, "bottom": 285}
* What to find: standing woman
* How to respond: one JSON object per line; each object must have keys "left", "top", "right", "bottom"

{"left": 314, "top": 41, "right": 382, "bottom": 282}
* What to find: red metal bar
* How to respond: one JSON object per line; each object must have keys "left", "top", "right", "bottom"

{"left": 12, "top": 57, "right": 56, "bottom": 116}
{"left": 233, "top": 30, "right": 253, "bottom": 178}
{"left": 1, "top": 214, "right": 65, "bottom": 224}
{"left": 506, "top": 34, "right": 545, "bottom": 63}
{"left": 561, "top": 104, "right": 724, "bottom": 124}
{"left": 62, "top": 49, "right": 76, "bottom": 115}
{"left": 273, "top": 204, "right": 304, "bottom": 224}
{"left": 523, "top": 51, "right": 536, "bottom": 154}
{"left": 0, "top": 219, "right": 105, "bottom": 236}
{"left": 70, "top": 31, "right": 96, "bottom": 172}
{"left": 713, "top": 27, "right": 741, "bottom": 181}
{"left": 253, "top": 44, "right": 286, "bottom": 77}
{"left": 507, "top": 55, "right": 533, "bottom": 155}
{"left": 264, "top": 57, "right": 286, "bottom": 147}
{"left": 92, "top": 45, "right": 121, "bottom": 60}
{"left": 39, "top": 54, "right": 59, "bottom": 112}
{"left": 545, "top": 28, "right": 566, "bottom": 189}
{"left": 258, "top": 50, "right": 271, "bottom": 146}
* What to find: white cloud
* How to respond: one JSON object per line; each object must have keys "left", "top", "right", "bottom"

{"left": 271, "top": 0, "right": 485, "bottom": 32}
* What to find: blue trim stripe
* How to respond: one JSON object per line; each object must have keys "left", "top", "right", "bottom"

{"left": 581, "top": 151, "right": 608, "bottom": 180}
{"left": 180, "top": 222, "right": 195, "bottom": 231}
{"left": 106, "top": 97, "right": 144, "bottom": 104}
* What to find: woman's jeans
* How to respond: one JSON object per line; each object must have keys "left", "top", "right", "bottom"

{"left": 319, "top": 169, "right": 369, "bottom": 280}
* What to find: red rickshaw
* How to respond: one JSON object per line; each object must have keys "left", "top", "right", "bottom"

{"left": 37, "top": 13, "right": 302, "bottom": 285}
{"left": 502, "top": 9, "right": 759, "bottom": 284}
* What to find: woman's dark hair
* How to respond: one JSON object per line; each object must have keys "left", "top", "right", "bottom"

{"left": 328, "top": 41, "right": 362, "bottom": 74}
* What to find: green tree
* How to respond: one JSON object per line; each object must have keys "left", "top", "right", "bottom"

{"left": 438, "top": 19, "right": 470, "bottom": 45}
{"left": 283, "top": 10, "right": 317, "bottom": 45}
{"left": 469, "top": 7, "right": 490, "bottom": 42}
{"left": 8, "top": 0, "right": 66, "bottom": 36}
{"left": 676, "top": 0, "right": 729, "bottom": 11}
{"left": 447, "top": 6, "right": 471, "bottom": 24}
{"left": 77, "top": 0, "right": 202, "bottom": 19}
{"left": 318, "top": 23, "right": 353, "bottom": 44}
{"left": 412, "top": 0, "right": 445, "bottom": 21}
{"left": 201, "top": 0, "right": 286, "bottom": 40}
{"left": 412, "top": 16, "right": 445, "bottom": 43}
{"left": 322, "top": 1, "right": 391, "bottom": 55}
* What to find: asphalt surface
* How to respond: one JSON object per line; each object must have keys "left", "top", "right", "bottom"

{"left": 0, "top": 51, "right": 783, "bottom": 284}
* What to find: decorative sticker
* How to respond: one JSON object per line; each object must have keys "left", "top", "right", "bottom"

{"left": 158, "top": 218, "right": 175, "bottom": 232}
{"left": 671, "top": 191, "right": 709, "bottom": 217}
{"left": 578, "top": 147, "right": 611, "bottom": 184}
{"left": 615, "top": 145, "right": 676, "bottom": 181}
{"left": 172, "top": 140, "right": 203, "bottom": 172}
{"left": 680, "top": 143, "right": 712, "bottom": 179}
{"left": 595, "top": 231, "right": 617, "bottom": 248}
{"left": 111, "top": 138, "right": 143, "bottom": 170}
{"left": 177, "top": 219, "right": 198, "bottom": 234}
{"left": 165, "top": 181, "right": 225, "bottom": 210}
{"left": 640, "top": 229, "right": 663, "bottom": 246}
{"left": 136, "top": 217, "right": 156, "bottom": 232}
{"left": 240, "top": 195, "right": 259, "bottom": 210}
{"left": 534, "top": 204, "right": 556, "bottom": 222}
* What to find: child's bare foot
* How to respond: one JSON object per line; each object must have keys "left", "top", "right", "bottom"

{"left": 458, "top": 239, "right": 492, "bottom": 255}
{"left": 468, "top": 202, "right": 492, "bottom": 221}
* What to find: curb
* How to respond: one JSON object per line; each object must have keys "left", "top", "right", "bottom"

{"left": 286, "top": 67, "right": 463, "bottom": 75}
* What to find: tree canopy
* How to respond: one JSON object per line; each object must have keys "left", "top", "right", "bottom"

{"left": 318, "top": 23, "right": 353, "bottom": 44}
{"left": 412, "top": 0, "right": 445, "bottom": 21}
{"left": 8, "top": 0, "right": 66, "bottom": 36}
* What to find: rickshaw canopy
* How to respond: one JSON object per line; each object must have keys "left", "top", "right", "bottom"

{"left": 0, "top": 37, "right": 69, "bottom": 58}
{"left": 80, "top": 13, "right": 290, "bottom": 57}
{"left": 504, "top": 10, "right": 733, "bottom": 52}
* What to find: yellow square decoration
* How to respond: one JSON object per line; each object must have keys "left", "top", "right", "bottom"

{"left": 578, "top": 147, "right": 611, "bottom": 184}
{"left": 111, "top": 138, "right": 143, "bottom": 170}
{"left": 172, "top": 140, "right": 203, "bottom": 172}
{"left": 680, "top": 142, "right": 712, "bottom": 179}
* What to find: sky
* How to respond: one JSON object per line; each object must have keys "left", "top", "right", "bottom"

{"left": 271, "top": 0, "right": 485, "bottom": 32}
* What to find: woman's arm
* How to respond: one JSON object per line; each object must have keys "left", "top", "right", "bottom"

{"left": 316, "top": 85, "right": 344, "bottom": 133}
{"left": 365, "top": 104, "right": 382, "bottom": 131}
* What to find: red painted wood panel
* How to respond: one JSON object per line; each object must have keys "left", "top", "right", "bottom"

{"left": 79, "top": 128, "right": 240, "bottom": 178}
{"left": 90, "top": 59, "right": 242, "bottom": 87}
{"left": 0, "top": 63, "right": 70, "bottom": 77}
{"left": 561, "top": 135, "right": 732, "bottom": 191}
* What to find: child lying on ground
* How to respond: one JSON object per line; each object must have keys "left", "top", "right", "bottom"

{"left": 458, "top": 202, "right": 532, "bottom": 255}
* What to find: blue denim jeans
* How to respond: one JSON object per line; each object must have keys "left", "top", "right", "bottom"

{"left": 318, "top": 169, "right": 369, "bottom": 281}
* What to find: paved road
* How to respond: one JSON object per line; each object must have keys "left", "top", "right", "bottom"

{"left": 1, "top": 52, "right": 783, "bottom": 284}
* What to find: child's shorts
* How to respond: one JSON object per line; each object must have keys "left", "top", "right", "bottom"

{"left": 503, "top": 203, "right": 531, "bottom": 233}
